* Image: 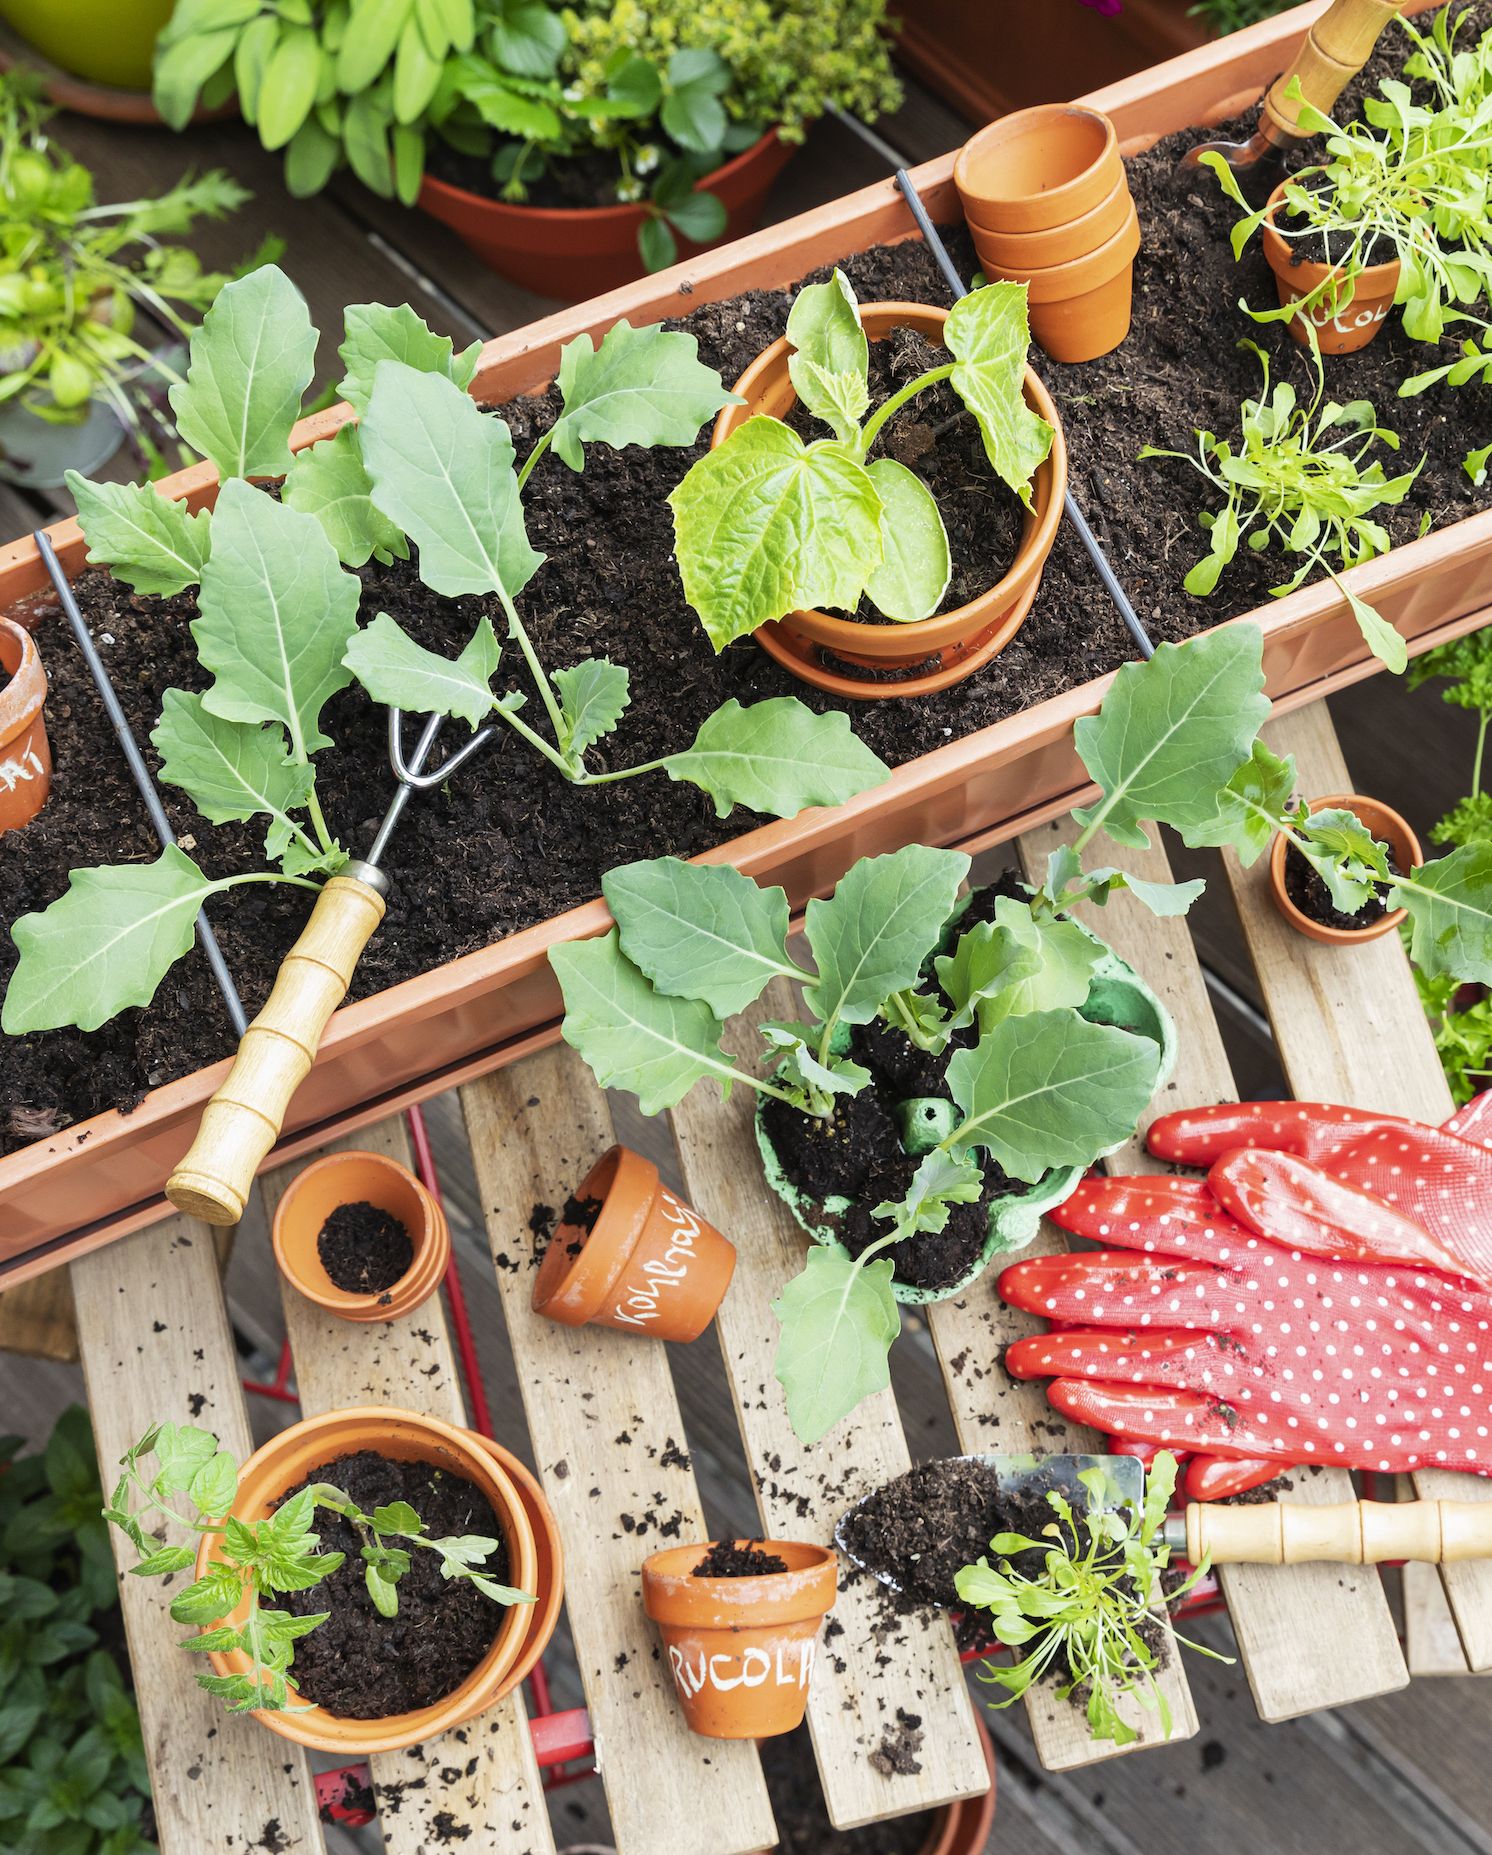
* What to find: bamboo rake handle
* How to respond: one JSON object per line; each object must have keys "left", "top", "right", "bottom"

{"left": 1186, "top": 1499, "right": 1492, "bottom": 1565}
{"left": 1261, "top": 0, "right": 1414, "bottom": 140}
{"left": 166, "top": 870, "right": 387, "bottom": 1226}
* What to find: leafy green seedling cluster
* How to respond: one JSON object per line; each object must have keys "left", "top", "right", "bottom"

{"left": 104, "top": 1422, "right": 532, "bottom": 1716}
{"left": 1140, "top": 340, "right": 1422, "bottom": 672}
{"left": 669, "top": 270, "right": 1054, "bottom": 647}
{"left": 2, "top": 262, "right": 887, "bottom": 1039}
{"left": 954, "top": 1452, "right": 1223, "bottom": 1747}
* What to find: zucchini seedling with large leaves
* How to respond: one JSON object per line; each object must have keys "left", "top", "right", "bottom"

{"left": 2, "top": 263, "right": 889, "bottom": 1037}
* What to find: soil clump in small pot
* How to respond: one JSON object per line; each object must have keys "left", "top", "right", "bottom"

{"left": 316, "top": 1202, "right": 414, "bottom": 1294}
{"left": 692, "top": 1539, "right": 789, "bottom": 1577}
{"left": 560, "top": 1190, "right": 603, "bottom": 1257}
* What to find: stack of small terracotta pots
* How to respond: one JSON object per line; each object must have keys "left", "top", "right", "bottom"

{"left": 954, "top": 103, "right": 1140, "bottom": 364}
{"left": 272, "top": 1148, "right": 451, "bottom": 1322}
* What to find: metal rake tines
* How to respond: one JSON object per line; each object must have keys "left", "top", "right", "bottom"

{"left": 386, "top": 707, "right": 501, "bottom": 791}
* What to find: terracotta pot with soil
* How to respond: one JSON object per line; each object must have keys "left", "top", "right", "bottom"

{"left": 0, "top": 615, "right": 49, "bottom": 835}
{"left": 1268, "top": 792, "right": 1423, "bottom": 945}
{"left": 1261, "top": 180, "right": 1400, "bottom": 355}
{"left": 272, "top": 1149, "right": 450, "bottom": 1322}
{"left": 713, "top": 303, "right": 1066, "bottom": 699}
{"left": 641, "top": 1538, "right": 838, "bottom": 1738}
{"left": 194, "top": 1406, "right": 563, "bottom": 1755}
{"left": 530, "top": 1144, "right": 735, "bottom": 1341}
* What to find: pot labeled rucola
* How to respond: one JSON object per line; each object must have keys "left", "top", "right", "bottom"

{"left": 1260, "top": 180, "right": 1400, "bottom": 355}
{"left": 272, "top": 1149, "right": 451, "bottom": 1322}
{"left": 1268, "top": 791, "right": 1424, "bottom": 945}
{"left": 641, "top": 1539, "right": 837, "bottom": 1738}
{"left": 0, "top": 615, "right": 49, "bottom": 835}
{"left": 531, "top": 1144, "right": 735, "bottom": 1341}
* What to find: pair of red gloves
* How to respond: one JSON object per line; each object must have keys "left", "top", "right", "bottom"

{"left": 999, "top": 1095, "right": 1492, "bottom": 1499}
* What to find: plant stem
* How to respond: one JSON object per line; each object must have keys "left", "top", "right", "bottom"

{"left": 858, "top": 363, "right": 957, "bottom": 455}
{"left": 208, "top": 870, "right": 322, "bottom": 896}
{"left": 517, "top": 427, "right": 553, "bottom": 490}
{"left": 497, "top": 589, "right": 569, "bottom": 748}
{"left": 1474, "top": 708, "right": 1489, "bottom": 799}
{"left": 491, "top": 697, "right": 581, "bottom": 777}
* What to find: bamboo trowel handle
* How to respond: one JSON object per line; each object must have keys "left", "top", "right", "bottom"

{"left": 1186, "top": 1499, "right": 1492, "bottom": 1565}
{"left": 166, "top": 868, "right": 387, "bottom": 1226}
{"left": 1261, "top": 0, "right": 1413, "bottom": 141}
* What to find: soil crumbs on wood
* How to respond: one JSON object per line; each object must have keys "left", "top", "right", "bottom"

{"left": 760, "top": 1723, "right": 935, "bottom": 1855}
{"left": 5, "top": 11, "right": 1488, "bottom": 1146}
{"left": 317, "top": 1201, "right": 414, "bottom": 1294}
{"left": 269, "top": 1450, "right": 507, "bottom": 1718}
{"left": 692, "top": 1539, "right": 788, "bottom": 1577}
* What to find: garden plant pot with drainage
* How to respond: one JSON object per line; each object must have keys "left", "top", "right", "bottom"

{"left": 194, "top": 1406, "right": 563, "bottom": 1756}
{"left": 531, "top": 1144, "right": 735, "bottom": 1341}
{"left": 1269, "top": 792, "right": 1424, "bottom": 945}
{"left": 1261, "top": 180, "right": 1401, "bottom": 355}
{"left": 271, "top": 1148, "right": 450, "bottom": 1322}
{"left": 0, "top": 615, "right": 49, "bottom": 836}
{"left": 713, "top": 302, "right": 1066, "bottom": 699}
{"left": 641, "top": 1539, "right": 838, "bottom": 1739}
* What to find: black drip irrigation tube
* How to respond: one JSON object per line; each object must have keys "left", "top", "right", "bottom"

{"left": 892, "top": 167, "right": 1156, "bottom": 662}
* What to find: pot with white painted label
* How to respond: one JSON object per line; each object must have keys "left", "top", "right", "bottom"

{"left": 0, "top": 616, "right": 49, "bottom": 835}
{"left": 641, "top": 1539, "right": 838, "bottom": 1738}
{"left": 1261, "top": 181, "right": 1400, "bottom": 357}
{"left": 531, "top": 1145, "right": 736, "bottom": 1342}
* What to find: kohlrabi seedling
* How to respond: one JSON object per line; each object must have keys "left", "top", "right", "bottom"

{"left": 104, "top": 1422, "right": 532, "bottom": 1715}
{"left": 668, "top": 270, "right": 1054, "bottom": 647}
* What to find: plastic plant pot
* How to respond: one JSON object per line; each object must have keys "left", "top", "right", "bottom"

{"left": 0, "top": 616, "right": 49, "bottom": 836}
{"left": 641, "top": 1540, "right": 837, "bottom": 1739}
{"left": 1268, "top": 792, "right": 1423, "bottom": 947}
{"left": 978, "top": 202, "right": 1142, "bottom": 364}
{"left": 953, "top": 104, "right": 1124, "bottom": 234}
{"left": 193, "top": 1406, "right": 564, "bottom": 1755}
{"left": 1261, "top": 181, "right": 1400, "bottom": 356}
{"left": 0, "top": 389, "right": 122, "bottom": 490}
{"left": 712, "top": 302, "right": 1067, "bottom": 700}
{"left": 530, "top": 1144, "right": 735, "bottom": 1341}
{"left": 271, "top": 1149, "right": 450, "bottom": 1322}
{"left": 0, "top": 0, "right": 174, "bottom": 91}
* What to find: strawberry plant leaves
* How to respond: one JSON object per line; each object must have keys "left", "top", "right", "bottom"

{"left": 151, "top": 690, "right": 314, "bottom": 864}
{"left": 553, "top": 658, "right": 630, "bottom": 756}
{"left": 169, "top": 265, "right": 316, "bottom": 480}
{"left": 772, "top": 1245, "right": 899, "bottom": 1446}
{"left": 548, "top": 320, "right": 736, "bottom": 472}
{"left": 65, "top": 474, "right": 211, "bottom": 596}
{"left": 1072, "top": 626, "right": 1271, "bottom": 849}
{"left": 805, "top": 845, "right": 968, "bottom": 1036}
{"left": 1396, "top": 843, "right": 1492, "bottom": 984}
{"left": 947, "top": 1009, "right": 1161, "bottom": 1182}
{"left": 335, "top": 301, "right": 482, "bottom": 415}
{"left": 361, "top": 361, "right": 543, "bottom": 600}
{"left": 2, "top": 846, "right": 214, "bottom": 1035}
{"left": 602, "top": 856, "right": 797, "bottom": 1018}
{"left": 282, "top": 424, "right": 408, "bottom": 567}
{"left": 669, "top": 418, "right": 883, "bottom": 649}
{"left": 945, "top": 282, "right": 1054, "bottom": 507}
{"left": 344, "top": 613, "right": 500, "bottom": 729}
{"left": 660, "top": 697, "right": 890, "bottom": 819}
{"left": 488, "top": 0, "right": 567, "bottom": 75}
{"left": 785, "top": 270, "right": 869, "bottom": 445}
{"left": 863, "top": 458, "right": 951, "bottom": 622}
{"left": 193, "top": 480, "right": 360, "bottom": 759}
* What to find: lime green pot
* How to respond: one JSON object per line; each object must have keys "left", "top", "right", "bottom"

{"left": 0, "top": 0, "right": 173, "bottom": 90}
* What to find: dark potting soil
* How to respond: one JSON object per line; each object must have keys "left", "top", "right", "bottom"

{"left": 759, "top": 1723, "right": 935, "bottom": 1855}
{"left": 692, "top": 1538, "right": 788, "bottom": 1577}
{"left": 5, "top": 13, "right": 1489, "bottom": 1146}
{"left": 268, "top": 1449, "right": 507, "bottom": 1718}
{"left": 560, "top": 1189, "right": 603, "bottom": 1257}
{"left": 1284, "top": 839, "right": 1402, "bottom": 930}
{"left": 426, "top": 136, "right": 641, "bottom": 213}
{"left": 316, "top": 1200, "right": 413, "bottom": 1294}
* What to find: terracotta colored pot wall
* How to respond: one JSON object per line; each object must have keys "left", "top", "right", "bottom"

{"left": 272, "top": 1148, "right": 450, "bottom": 1322}
{"left": 1261, "top": 180, "right": 1401, "bottom": 353}
{"left": 1268, "top": 792, "right": 1424, "bottom": 945}
{"left": 0, "top": 615, "right": 49, "bottom": 834}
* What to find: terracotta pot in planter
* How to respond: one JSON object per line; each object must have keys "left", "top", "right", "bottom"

{"left": 194, "top": 1406, "right": 563, "bottom": 1755}
{"left": 714, "top": 302, "right": 1066, "bottom": 699}
{"left": 0, "top": 616, "right": 49, "bottom": 835}
{"left": 955, "top": 105, "right": 1124, "bottom": 235}
{"left": 531, "top": 1144, "right": 735, "bottom": 1341}
{"left": 1261, "top": 181, "right": 1400, "bottom": 355}
{"left": 1268, "top": 792, "right": 1423, "bottom": 946}
{"left": 272, "top": 1149, "right": 450, "bottom": 1322}
{"left": 418, "top": 131, "right": 794, "bottom": 303}
{"left": 641, "top": 1540, "right": 837, "bottom": 1738}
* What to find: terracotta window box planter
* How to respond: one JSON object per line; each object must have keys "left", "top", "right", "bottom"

{"left": 2, "top": 0, "right": 1486, "bottom": 1277}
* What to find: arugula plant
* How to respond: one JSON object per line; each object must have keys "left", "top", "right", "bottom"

{"left": 669, "top": 271, "right": 1054, "bottom": 648}
{"left": 953, "top": 1452, "right": 1223, "bottom": 1746}
{"left": 1139, "top": 340, "right": 1422, "bottom": 673}
{"left": 3, "top": 263, "right": 886, "bottom": 1038}
{"left": 104, "top": 1422, "right": 532, "bottom": 1716}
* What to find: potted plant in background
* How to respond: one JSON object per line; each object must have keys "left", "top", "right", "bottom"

{"left": 0, "top": 0, "right": 174, "bottom": 101}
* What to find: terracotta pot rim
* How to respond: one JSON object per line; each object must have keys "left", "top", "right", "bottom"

{"left": 961, "top": 167, "right": 1127, "bottom": 237}
{"left": 984, "top": 201, "right": 1141, "bottom": 299}
{"left": 962, "top": 173, "right": 1132, "bottom": 268}
{"left": 641, "top": 1540, "right": 837, "bottom": 1628}
{"left": 954, "top": 104, "right": 1120, "bottom": 231}
{"left": 530, "top": 1144, "right": 655, "bottom": 1323}
{"left": 0, "top": 616, "right": 45, "bottom": 739}
{"left": 1268, "top": 792, "right": 1423, "bottom": 946}
{"left": 461, "top": 1430, "right": 564, "bottom": 1696}
{"left": 271, "top": 1149, "right": 448, "bottom": 1320}
{"left": 1260, "top": 179, "right": 1400, "bottom": 291}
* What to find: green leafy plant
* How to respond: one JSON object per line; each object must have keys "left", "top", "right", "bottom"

{"left": 104, "top": 1421, "right": 532, "bottom": 1716}
{"left": 669, "top": 271, "right": 1054, "bottom": 648}
{"left": 0, "top": 1407, "right": 154, "bottom": 1855}
{"left": 1140, "top": 340, "right": 1422, "bottom": 672}
{"left": 2, "top": 263, "right": 886, "bottom": 1038}
{"left": 1184, "top": 0, "right": 1295, "bottom": 34}
{"left": 953, "top": 1452, "right": 1222, "bottom": 1746}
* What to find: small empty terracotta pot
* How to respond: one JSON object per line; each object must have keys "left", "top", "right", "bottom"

{"left": 980, "top": 201, "right": 1142, "bottom": 364}
{"left": 272, "top": 1150, "right": 450, "bottom": 1322}
{"left": 1261, "top": 182, "right": 1400, "bottom": 355}
{"left": 954, "top": 104, "right": 1122, "bottom": 234}
{"left": 641, "top": 1540, "right": 838, "bottom": 1738}
{"left": 531, "top": 1145, "right": 735, "bottom": 1341}
{"left": 962, "top": 172, "right": 1132, "bottom": 271}
{"left": 1268, "top": 793, "right": 1422, "bottom": 947}
{"left": 0, "top": 617, "right": 50, "bottom": 834}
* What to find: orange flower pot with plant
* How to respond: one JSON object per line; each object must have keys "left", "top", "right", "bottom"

{"left": 272, "top": 1148, "right": 451, "bottom": 1322}
{"left": 1268, "top": 792, "right": 1424, "bottom": 945}
{"left": 0, "top": 615, "right": 49, "bottom": 835}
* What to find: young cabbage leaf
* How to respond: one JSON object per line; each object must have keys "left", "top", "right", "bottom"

{"left": 151, "top": 690, "right": 315, "bottom": 866}
{"left": 282, "top": 424, "right": 408, "bottom": 569}
{"left": 335, "top": 301, "right": 483, "bottom": 414}
{"left": 657, "top": 697, "right": 890, "bottom": 819}
{"left": 772, "top": 1245, "right": 900, "bottom": 1446}
{"left": 344, "top": 613, "right": 503, "bottom": 731}
{"left": 546, "top": 319, "right": 738, "bottom": 472}
{"left": 65, "top": 476, "right": 212, "bottom": 597}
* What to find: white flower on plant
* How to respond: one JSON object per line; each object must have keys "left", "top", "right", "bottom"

{"left": 615, "top": 176, "right": 645, "bottom": 203}
{"left": 563, "top": 84, "right": 585, "bottom": 102}
{"left": 635, "top": 144, "right": 661, "bottom": 175}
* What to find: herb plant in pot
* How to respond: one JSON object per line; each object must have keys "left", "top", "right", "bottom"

{"left": 670, "top": 271, "right": 1065, "bottom": 699}
{"left": 1267, "top": 791, "right": 1424, "bottom": 944}
{"left": 106, "top": 1407, "right": 563, "bottom": 1755}
{"left": 272, "top": 1148, "right": 451, "bottom": 1322}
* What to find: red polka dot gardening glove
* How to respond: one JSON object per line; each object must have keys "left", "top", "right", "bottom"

{"left": 999, "top": 1094, "right": 1492, "bottom": 1501}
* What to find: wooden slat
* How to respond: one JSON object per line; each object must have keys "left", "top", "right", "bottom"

{"left": 259, "top": 1119, "right": 554, "bottom": 1855}
{"left": 669, "top": 983, "right": 989, "bottom": 1831}
{"left": 70, "top": 1216, "right": 325, "bottom": 1855}
{"left": 1230, "top": 701, "right": 1492, "bottom": 1673}
{"left": 0, "top": 1270, "right": 78, "bottom": 1360}
{"left": 460, "top": 1048, "right": 777, "bottom": 1855}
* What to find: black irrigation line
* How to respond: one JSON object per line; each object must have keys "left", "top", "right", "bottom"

{"left": 33, "top": 527, "right": 249, "bottom": 1038}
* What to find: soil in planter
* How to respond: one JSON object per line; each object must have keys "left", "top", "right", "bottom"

{"left": 1284, "top": 839, "right": 1403, "bottom": 931}
{"left": 426, "top": 138, "right": 645, "bottom": 213}
{"left": 692, "top": 1539, "right": 789, "bottom": 1577}
{"left": 759, "top": 1722, "right": 935, "bottom": 1855}
{"left": 316, "top": 1201, "right": 414, "bottom": 1294}
{"left": 267, "top": 1449, "right": 508, "bottom": 1717}
{"left": 7, "top": 10, "right": 1490, "bottom": 1148}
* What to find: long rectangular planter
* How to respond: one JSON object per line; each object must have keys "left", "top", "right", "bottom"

{"left": 2, "top": 1, "right": 1483, "bottom": 1278}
